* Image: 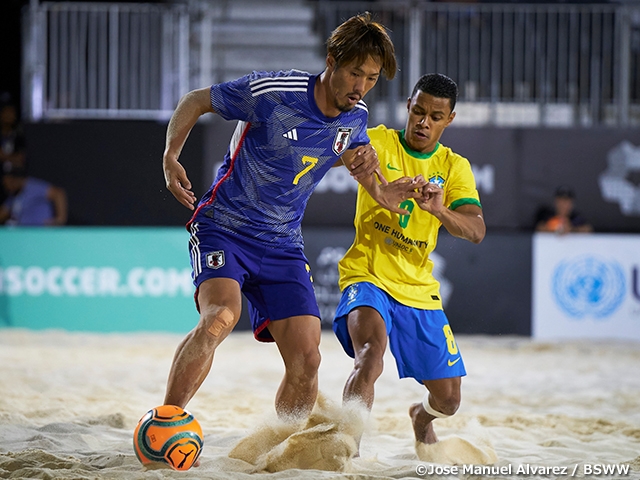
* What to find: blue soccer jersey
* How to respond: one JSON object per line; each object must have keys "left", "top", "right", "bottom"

{"left": 188, "top": 70, "right": 370, "bottom": 247}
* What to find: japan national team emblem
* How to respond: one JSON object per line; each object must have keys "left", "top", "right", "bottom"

{"left": 206, "top": 251, "right": 225, "bottom": 269}
{"left": 332, "top": 127, "right": 353, "bottom": 156}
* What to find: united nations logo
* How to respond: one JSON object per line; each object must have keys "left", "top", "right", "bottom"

{"left": 552, "top": 256, "right": 626, "bottom": 318}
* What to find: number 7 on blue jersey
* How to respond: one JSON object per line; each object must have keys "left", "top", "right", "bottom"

{"left": 292, "top": 156, "right": 319, "bottom": 185}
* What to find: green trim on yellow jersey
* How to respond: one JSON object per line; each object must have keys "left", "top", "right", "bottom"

{"left": 398, "top": 129, "right": 440, "bottom": 159}
{"left": 450, "top": 197, "right": 482, "bottom": 210}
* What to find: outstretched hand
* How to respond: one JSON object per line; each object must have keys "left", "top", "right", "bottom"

{"left": 164, "top": 158, "right": 197, "bottom": 210}
{"left": 380, "top": 174, "right": 428, "bottom": 214}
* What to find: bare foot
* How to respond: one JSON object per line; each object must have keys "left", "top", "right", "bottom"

{"left": 409, "top": 402, "right": 438, "bottom": 444}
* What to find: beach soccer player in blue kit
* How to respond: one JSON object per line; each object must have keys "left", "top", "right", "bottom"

{"left": 161, "top": 12, "right": 427, "bottom": 419}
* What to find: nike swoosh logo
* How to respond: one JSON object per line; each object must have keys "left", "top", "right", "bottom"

{"left": 387, "top": 163, "right": 401, "bottom": 171}
{"left": 448, "top": 357, "right": 461, "bottom": 367}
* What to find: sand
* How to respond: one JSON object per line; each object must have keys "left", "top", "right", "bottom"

{"left": 0, "top": 329, "right": 639, "bottom": 479}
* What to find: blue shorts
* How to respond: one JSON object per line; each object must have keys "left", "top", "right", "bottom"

{"left": 188, "top": 221, "right": 320, "bottom": 342}
{"left": 333, "top": 282, "right": 466, "bottom": 383}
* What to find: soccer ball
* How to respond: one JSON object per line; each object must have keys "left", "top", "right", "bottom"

{"left": 133, "top": 405, "right": 204, "bottom": 470}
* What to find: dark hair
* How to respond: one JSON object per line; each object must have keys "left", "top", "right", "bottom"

{"left": 326, "top": 12, "right": 397, "bottom": 80}
{"left": 411, "top": 73, "right": 458, "bottom": 112}
{"left": 555, "top": 185, "right": 575, "bottom": 199}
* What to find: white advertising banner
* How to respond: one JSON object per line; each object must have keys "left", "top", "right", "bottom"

{"left": 532, "top": 233, "right": 640, "bottom": 340}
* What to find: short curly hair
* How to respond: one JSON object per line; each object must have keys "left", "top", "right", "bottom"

{"left": 411, "top": 73, "right": 459, "bottom": 112}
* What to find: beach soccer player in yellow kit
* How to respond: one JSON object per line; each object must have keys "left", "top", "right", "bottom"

{"left": 333, "top": 73, "right": 486, "bottom": 446}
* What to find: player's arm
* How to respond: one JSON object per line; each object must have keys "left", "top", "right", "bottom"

{"left": 417, "top": 183, "right": 485, "bottom": 244}
{"left": 163, "top": 87, "right": 215, "bottom": 210}
{"left": 438, "top": 203, "right": 485, "bottom": 244}
{"left": 342, "top": 145, "right": 426, "bottom": 215}
{"left": 333, "top": 144, "right": 383, "bottom": 182}
{"left": 46, "top": 185, "right": 68, "bottom": 226}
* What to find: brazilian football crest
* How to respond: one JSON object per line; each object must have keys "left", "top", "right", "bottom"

{"left": 333, "top": 127, "right": 353, "bottom": 156}
{"left": 346, "top": 284, "right": 359, "bottom": 305}
{"left": 206, "top": 251, "right": 225, "bottom": 269}
{"left": 428, "top": 174, "right": 446, "bottom": 188}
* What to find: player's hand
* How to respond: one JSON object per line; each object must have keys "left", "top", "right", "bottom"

{"left": 415, "top": 180, "right": 445, "bottom": 214}
{"left": 349, "top": 144, "right": 387, "bottom": 185}
{"left": 379, "top": 175, "right": 427, "bottom": 214}
{"left": 163, "top": 158, "right": 197, "bottom": 210}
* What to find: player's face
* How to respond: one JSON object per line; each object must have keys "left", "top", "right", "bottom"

{"left": 404, "top": 91, "right": 455, "bottom": 153}
{"left": 327, "top": 55, "right": 381, "bottom": 113}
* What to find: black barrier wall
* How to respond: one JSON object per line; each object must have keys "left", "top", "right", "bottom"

{"left": 21, "top": 120, "right": 640, "bottom": 233}
{"left": 444, "top": 127, "right": 640, "bottom": 233}
{"left": 22, "top": 121, "right": 205, "bottom": 226}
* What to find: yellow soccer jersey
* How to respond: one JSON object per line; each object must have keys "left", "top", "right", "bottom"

{"left": 338, "top": 124, "right": 482, "bottom": 309}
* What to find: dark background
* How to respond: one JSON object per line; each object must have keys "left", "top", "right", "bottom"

{"left": 0, "top": 0, "right": 26, "bottom": 108}
{"left": 23, "top": 121, "right": 205, "bottom": 226}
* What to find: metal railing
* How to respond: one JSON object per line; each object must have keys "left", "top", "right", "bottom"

{"left": 23, "top": 2, "right": 190, "bottom": 120}
{"left": 22, "top": 1, "right": 640, "bottom": 126}
{"left": 316, "top": 1, "right": 640, "bottom": 127}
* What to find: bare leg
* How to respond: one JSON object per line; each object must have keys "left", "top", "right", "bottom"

{"left": 164, "top": 278, "right": 242, "bottom": 408}
{"left": 342, "top": 307, "right": 388, "bottom": 409}
{"left": 410, "top": 377, "right": 461, "bottom": 444}
{"left": 268, "top": 315, "right": 322, "bottom": 417}
{"left": 409, "top": 403, "right": 439, "bottom": 444}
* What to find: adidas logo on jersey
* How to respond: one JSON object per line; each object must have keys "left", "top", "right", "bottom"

{"left": 283, "top": 129, "right": 298, "bottom": 141}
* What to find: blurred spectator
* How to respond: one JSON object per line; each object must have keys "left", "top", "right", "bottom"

{"left": 0, "top": 101, "right": 27, "bottom": 205}
{"left": 0, "top": 102, "right": 26, "bottom": 169}
{"left": 534, "top": 185, "right": 593, "bottom": 234}
{"left": 0, "top": 162, "right": 68, "bottom": 226}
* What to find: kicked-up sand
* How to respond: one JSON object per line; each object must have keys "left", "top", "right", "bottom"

{"left": 0, "top": 329, "right": 639, "bottom": 479}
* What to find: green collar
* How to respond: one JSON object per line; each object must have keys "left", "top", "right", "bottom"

{"left": 399, "top": 130, "right": 440, "bottom": 159}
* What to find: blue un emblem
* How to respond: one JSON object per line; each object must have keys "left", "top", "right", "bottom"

{"left": 552, "top": 255, "right": 626, "bottom": 319}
